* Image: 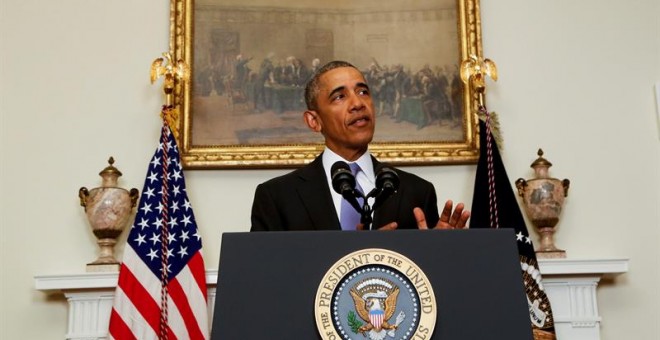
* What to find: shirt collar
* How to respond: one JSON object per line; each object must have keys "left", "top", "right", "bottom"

{"left": 322, "top": 148, "right": 375, "bottom": 180}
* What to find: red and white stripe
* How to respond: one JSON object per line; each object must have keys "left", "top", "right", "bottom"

{"left": 109, "top": 246, "right": 208, "bottom": 340}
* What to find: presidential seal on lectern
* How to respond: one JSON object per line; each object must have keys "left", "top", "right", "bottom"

{"left": 315, "top": 249, "right": 437, "bottom": 340}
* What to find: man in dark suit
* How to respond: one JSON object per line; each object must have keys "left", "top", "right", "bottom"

{"left": 251, "top": 60, "right": 469, "bottom": 231}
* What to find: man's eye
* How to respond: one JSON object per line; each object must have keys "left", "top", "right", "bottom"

{"left": 332, "top": 94, "right": 344, "bottom": 101}
{"left": 358, "top": 89, "right": 370, "bottom": 96}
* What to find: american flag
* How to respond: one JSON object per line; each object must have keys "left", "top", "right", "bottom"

{"left": 109, "top": 123, "right": 208, "bottom": 340}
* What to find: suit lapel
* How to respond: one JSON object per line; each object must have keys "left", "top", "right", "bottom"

{"left": 296, "top": 155, "right": 341, "bottom": 230}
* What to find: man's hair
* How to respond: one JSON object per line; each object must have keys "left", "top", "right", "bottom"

{"left": 304, "top": 60, "right": 359, "bottom": 111}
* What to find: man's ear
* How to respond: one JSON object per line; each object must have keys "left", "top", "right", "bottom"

{"left": 303, "top": 110, "right": 322, "bottom": 132}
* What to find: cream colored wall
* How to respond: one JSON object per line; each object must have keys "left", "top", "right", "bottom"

{"left": 1, "top": 0, "right": 658, "bottom": 339}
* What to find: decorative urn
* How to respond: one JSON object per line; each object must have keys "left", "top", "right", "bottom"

{"left": 515, "top": 149, "right": 570, "bottom": 258}
{"left": 78, "top": 157, "right": 139, "bottom": 271}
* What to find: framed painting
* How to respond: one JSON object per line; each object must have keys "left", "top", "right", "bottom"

{"left": 170, "top": 0, "right": 484, "bottom": 168}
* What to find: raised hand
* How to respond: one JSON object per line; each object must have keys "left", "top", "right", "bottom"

{"left": 415, "top": 200, "right": 470, "bottom": 230}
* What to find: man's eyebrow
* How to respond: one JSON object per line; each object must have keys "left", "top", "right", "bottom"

{"left": 356, "top": 82, "right": 370, "bottom": 90}
{"left": 327, "top": 82, "right": 370, "bottom": 99}
{"left": 328, "top": 86, "right": 346, "bottom": 99}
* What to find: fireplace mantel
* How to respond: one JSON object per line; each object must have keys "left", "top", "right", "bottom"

{"left": 35, "top": 258, "right": 628, "bottom": 340}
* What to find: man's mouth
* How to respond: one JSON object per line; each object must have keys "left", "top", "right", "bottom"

{"left": 349, "top": 116, "right": 370, "bottom": 126}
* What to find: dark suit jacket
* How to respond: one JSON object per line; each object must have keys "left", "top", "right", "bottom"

{"left": 250, "top": 154, "right": 440, "bottom": 231}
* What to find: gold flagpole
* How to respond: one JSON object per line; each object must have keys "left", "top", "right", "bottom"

{"left": 150, "top": 52, "right": 190, "bottom": 140}
{"left": 460, "top": 55, "right": 502, "bottom": 146}
{"left": 148, "top": 51, "right": 191, "bottom": 339}
{"left": 460, "top": 54, "right": 498, "bottom": 108}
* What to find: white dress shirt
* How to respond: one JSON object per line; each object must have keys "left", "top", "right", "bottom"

{"left": 322, "top": 149, "right": 376, "bottom": 223}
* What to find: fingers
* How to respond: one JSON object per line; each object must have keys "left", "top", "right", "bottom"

{"left": 455, "top": 210, "right": 471, "bottom": 229}
{"left": 435, "top": 200, "right": 471, "bottom": 229}
{"left": 357, "top": 222, "right": 398, "bottom": 231}
{"left": 438, "top": 200, "right": 453, "bottom": 227}
{"left": 378, "top": 222, "right": 398, "bottom": 231}
{"left": 449, "top": 202, "right": 464, "bottom": 227}
{"left": 449, "top": 202, "right": 471, "bottom": 229}
{"left": 367, "top": 202, "right": 471, "bottom": 231}
{"left": 414, "top": 207, "right": 428, "bottom": 230}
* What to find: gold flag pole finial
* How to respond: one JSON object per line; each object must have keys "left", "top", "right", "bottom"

{"left": 460, "top": 54, "right": 498, "bottom": 108}
{"left": 150, "top": 52, "right": 190, "bottom": 139}
{"left": 460, "top": 55, "right": 502, "bottom": 146}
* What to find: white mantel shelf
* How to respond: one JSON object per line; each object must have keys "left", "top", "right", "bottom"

{"left": 35, "top": 258, "right": 629, "bottom": 340}
{"left": 537, "top": 258, "right": 629, "bottom": 276}
{"left": 34, "top": 271, "right": 218, "bottom": 291}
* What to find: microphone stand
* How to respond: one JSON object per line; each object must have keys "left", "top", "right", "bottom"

{"left": 357, "top": 188, "right": 389, "bottom": 231}
{"left": 359, "top": 199, "right": 373, "bottom": 230}
{"left": 333, "top": 161, "right": 398, "bottom": 231}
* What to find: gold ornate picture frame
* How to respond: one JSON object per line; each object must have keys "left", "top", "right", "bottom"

{"left": 170, "top": 0, "right": 483, "bottom": 169}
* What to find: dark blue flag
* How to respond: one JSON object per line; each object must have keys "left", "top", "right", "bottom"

{"left": 470, "top": 117, "right": 556, "bottom": 339}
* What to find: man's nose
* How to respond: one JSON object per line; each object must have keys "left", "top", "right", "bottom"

{"left": 348, "top": 93, "right": 365, "bottom": 112}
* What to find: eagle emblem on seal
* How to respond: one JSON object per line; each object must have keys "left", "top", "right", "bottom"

{"left": 349, "top": 278, "right": 406, "bottom": 340}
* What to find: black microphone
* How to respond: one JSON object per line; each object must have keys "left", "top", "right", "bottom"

{"left": 375, "top": 164, "right": 400, "bottom": 194}
{"left": 330, "top": 161, "right": 363, "bottom": 214}
{"left": 372, "top": 164, "right": 399, "bottom": 210}
{"left": 331, "top": 161, "right": 355, "bottom": 196}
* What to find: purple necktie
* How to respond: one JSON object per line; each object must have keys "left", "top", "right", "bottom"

{"left": 340, "top": 163, "right": 364, "bottom": 230}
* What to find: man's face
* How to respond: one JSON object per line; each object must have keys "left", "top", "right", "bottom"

{"left": 305, "top": 67, "right": 375, "bottom": 161}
